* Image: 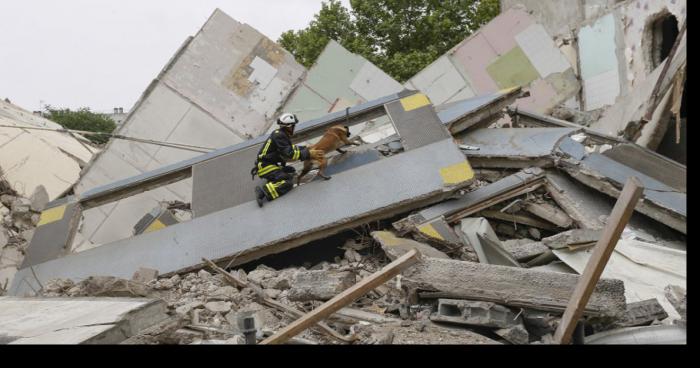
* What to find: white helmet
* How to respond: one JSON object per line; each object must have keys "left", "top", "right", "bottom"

{"left": 277, "top": 113, "right": 299, "bottom": 126}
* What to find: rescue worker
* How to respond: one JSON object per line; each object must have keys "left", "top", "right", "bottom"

{"left": 251, "top": 113, "right": 313, "bottom": 207}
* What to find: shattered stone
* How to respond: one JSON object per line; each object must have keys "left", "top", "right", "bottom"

{"left": 390, "top": 321, "right": 500, "bottom": 345}
{"left": 0, "top": 229, "right": 8, "bottom": 248}
{"left": 542, "top": 229, "right": 601, "bottom": 250}
{"left": 30, "top": 214, "right": 40, "bottom": 226}
{"left": 207, "top": 285, "right": 239, "bottom": 301}
{"left": 495, "top": 324, "right": 530, "bottom": 345}
{"left": 75, "top": 276, "right": 152, "bottom": 297}
{"left": 197, "top": 269, "right": 212, "bottom": 279}
{"left": 617, "top": 299, "right": 669, "bottom": 328}
{"left": 264, "top": 289, "right": 281, "bottom": 299}
{"left": 0, "top": 204, "right": 9, "bottom": 218}
{"left": 29, "top": 186, "right": 50, "bottom": 212}
{"left": 665, "top": 285, "right": 686, "bottom": 321}
{"left": 0, "top": 195, "right": 16, "bottom": 207}
{"left": 344, "top": 248, "right": 362, "bottom": 263}
{"left": 521, "top": 309, "right": 559, "bottom": 338}
{"left": 10, "top": 198, "right": 32, "bottom": 216}
{"left": 132, "top": 268, "right": 159, "bottom": 284}
{"left": 288, "top": 270, "right": 356, "bottom": 302}
{"left": 175, "top": 301, "right": 204, "bottom": 316}
{"left": 43, "top": 278, "right": 75, "bottom": 295}
{"left": 247, "top": 267, "right": 277, "bottom": 285}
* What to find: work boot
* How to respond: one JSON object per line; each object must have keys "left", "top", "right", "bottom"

{"left": 255, "top": 186, "right": 266, "bottom": 208}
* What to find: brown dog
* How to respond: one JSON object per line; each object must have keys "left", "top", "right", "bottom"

{"left": 297, "top": 125, "right": 361, "bottom": 184}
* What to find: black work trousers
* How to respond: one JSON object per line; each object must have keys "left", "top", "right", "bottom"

{"left": 259, "top": 166, "right": 295, "bottom": 201}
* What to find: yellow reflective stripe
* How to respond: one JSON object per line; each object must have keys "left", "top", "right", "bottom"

{"left": 292, "top": 146, "right": 300, "bottom": 160}
{"left": 258, "top": 164, "right": 280, "bottom": 176}
{"left": 259, "top": 139, "right": 272, "bottom": 159}
{"left": 266, "top": 182, "right": 279, "bottom": 199}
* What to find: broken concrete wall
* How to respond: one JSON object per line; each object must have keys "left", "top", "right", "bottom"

{"left": 0, "top": 297, "right": 168, "bottom": 344}
{"left": 503, "top": 0, "right": 686, "bottom": 113}
{"left": 0, "top": 100, "right": 96, "bottom": 201}
{"left": 71, "top": 9, "right": 306, "bottom": 250}
{"left": 277, "top": 40, "right": 404, "bottom": 141}
{"left": 500, "top": 0, "right": 621, "bottom": 39}
{"left": 406, "top": 7, "right": 579, "bottom": 116}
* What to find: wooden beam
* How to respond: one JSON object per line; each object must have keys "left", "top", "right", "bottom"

{"left": 553, "top": 177, "right": 644, "bottom": 344}
{"left": 480, "top": 209, "right": 560, "bottom": 231}
{"left": 261, "top": 249, "right": 421, "bottom": 345}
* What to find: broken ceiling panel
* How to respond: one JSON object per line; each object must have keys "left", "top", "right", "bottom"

{"left": 457, "top": 127, "right": 579, "bottom": 168}
{"left": 71, "top": 9, "right": 306, "bottom": 249}
{"left": 278, "top": 40, "right": 404, "bottom": 138}
{"left": 407, "top": 7, "right": 579, "bottom": 115}
{"left": 0, "top": 100, "right": 97, "bottom": 201}
{"left": 578, "top": 13, "right": 622, "bottom": 110}
{"left": 552, "top": 238, "right": 686, "bottom": 319}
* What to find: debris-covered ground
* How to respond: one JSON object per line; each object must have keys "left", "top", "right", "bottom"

{"left": 1, "top": 180, "right": 42, "bottom": 295}
{"left": 33, "top": 166, "right": 686, "bottom": 344}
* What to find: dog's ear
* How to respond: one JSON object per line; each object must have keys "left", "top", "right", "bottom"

{"left": 344, "top": 125, "right": 351, "bottom": 137}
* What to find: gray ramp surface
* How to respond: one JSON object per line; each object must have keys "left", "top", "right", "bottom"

{"left": 10, "top": 139, "right": 469, "bottom": 296}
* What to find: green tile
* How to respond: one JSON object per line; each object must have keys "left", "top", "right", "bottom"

{"left": 486, "top": 46, "right": 540, "bottom": 89}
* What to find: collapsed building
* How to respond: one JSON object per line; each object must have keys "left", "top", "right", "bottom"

{"left": 0, "top": 0, "right": 686, "bottom": 345}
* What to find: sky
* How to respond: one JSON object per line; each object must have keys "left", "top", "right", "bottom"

{"left": 0, "top": 0, "right": 351, "bottom": 113}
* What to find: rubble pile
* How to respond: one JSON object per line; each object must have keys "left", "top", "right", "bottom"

{"left": 0, "top": 2, "right": 686, "bottom": 345}
{"left": 0, "top": 180, "right": 40, "bottom": 295}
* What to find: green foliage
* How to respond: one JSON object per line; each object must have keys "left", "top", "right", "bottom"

{"left": 278, "top": 0, "right": 500, "bottom": 82}
{"left": 44, "top": 106, "right": 116, "bottom": 145}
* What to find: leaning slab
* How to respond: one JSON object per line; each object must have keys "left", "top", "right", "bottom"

{"left": 402, "top": 258, "right": 626, "bottom": 317}
{"left": 10, "top": 138, "right": 472, "bottom": 296}
{"left": 394, "top": 167, "right": 545, "bottom": 234}
{"left": 0, "top": 297, "right": 168, "bottom": 344}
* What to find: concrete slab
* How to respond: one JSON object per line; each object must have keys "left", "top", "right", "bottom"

{"left": 10, "top": 139, "right": 473, "bottom": 296}
{"left": 457, "top": 128, "right": 578, "bottom": 167}
{"left": 0, "top": 297, "right": 168, "bottom": 344}
{"left": 561, "top": 152, "right": 686, "bottom": 233}
{"left": 394, "top": 168, "right": 545, "bottom": 233}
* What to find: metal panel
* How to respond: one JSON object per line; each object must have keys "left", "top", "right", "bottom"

{"left": 404, "top": 167, "right": 545, "bottom": 226}
{"left": 191, "top": 147, "right": 261, "bottom": 217}
{"left": 21, "top": 202, "right": 81, "bottom": 268}
{"left": 577, "top": 153, "right": 686, "bottom": 218}
{"left": 385, "top": 95, "right": 451, "bottom": 150}
{"left": 515, "top": 24, "right": 570, "bottom": 77}
{"left": 458, "top": 128, "right": 578, "bottom": 161}
{"left": 9, "top": 139, "right": 473, "bottom": 296}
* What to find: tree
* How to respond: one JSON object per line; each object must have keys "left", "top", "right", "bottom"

{"left": 278, "top": 0, "right": 500, "bottom": 82}
{"left": 43, "top": 106, "right": 116, "bottom": 145}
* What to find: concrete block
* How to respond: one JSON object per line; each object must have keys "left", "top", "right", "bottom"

{"left": 131, "top": 268, "right": 159, "bottom": 284}
{"left": 287, "top": 270, "right": 356, "bottom": 302}
{"left": 431, "top": 299, "right": 522, "bottom": 328}
{"left": 618, "top": 299, "right": 669, "bottom": 327}
{"left": 495, "top": 324, "right": 530, "bottom": 345}
{"left": 390, "top": 321, "right": 501, "bottom": 344}
{"left": 371, "top": 231, "right": 449, "bottom": 261}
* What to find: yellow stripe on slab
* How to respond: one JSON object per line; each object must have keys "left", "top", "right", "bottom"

{"left": 440, "top": 161, "right": 474, "bottom": 185}
{"left": 417, "top": 223, "right": 444, "bottom": 241}
{"left": 498, "top": 86, "right": 520, "bottom": 94}
{"left": 37, "top": 205, "right": 67, "bottom": 226}
{"left": 400, "top": 93, "right": 431, "bottom": 112}
{"left": 144, "top": 219, "right": 167, "bottom": 234}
